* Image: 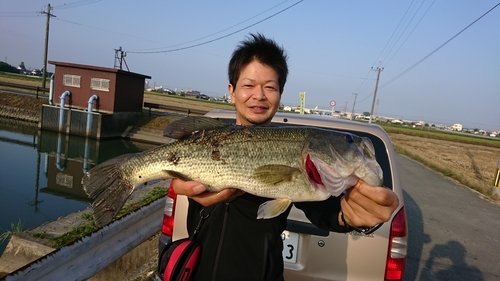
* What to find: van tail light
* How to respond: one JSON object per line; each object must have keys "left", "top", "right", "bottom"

{"left": 161, "top": 181, "right": 177, "bottom": 237}
{"left": 384, "top": 206, "right": 407, "bottom": 281}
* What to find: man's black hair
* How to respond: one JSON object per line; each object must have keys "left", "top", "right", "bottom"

{"left": 228, "top": 33, "right": 289, "bottom": 92}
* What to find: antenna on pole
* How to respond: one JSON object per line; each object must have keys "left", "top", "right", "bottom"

{"left": 114, "top": 46, "right": 129, "bottom": 71}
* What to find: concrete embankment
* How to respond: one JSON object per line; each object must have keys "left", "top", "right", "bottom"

{"left": 0, "top": 105, "right": 40, "bottom": 123}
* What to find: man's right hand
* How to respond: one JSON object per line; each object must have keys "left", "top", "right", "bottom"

{"left": 171, "top": 178, "right": 244, "bottom": 207}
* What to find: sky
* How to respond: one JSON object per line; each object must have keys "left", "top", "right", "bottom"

{"left": 1, "top": 0, "right": 499, "bottom": 131}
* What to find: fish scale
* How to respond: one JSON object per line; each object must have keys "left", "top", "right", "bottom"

{"left": 82, "top": 117, "right": 383, "bottom": 227}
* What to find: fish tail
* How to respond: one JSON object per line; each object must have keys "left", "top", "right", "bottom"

{"left": 82, "top": 153, "right": 136, "bottom": 227}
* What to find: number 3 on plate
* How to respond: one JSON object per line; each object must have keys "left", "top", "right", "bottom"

{"left": 284, "top": 244, "right": 294, "bottom": 260}
{"left": 281, "top": 231, "right": 299, "bottom": 263}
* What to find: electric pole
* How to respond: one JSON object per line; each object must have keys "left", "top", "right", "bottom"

{"left": 41, "top": 4, "right": 55, "bottom": 88}
{"left": 369, "top": 67, "right": 383, "bottom": 124}
{"left": 350, "top": 93, "right": 358, "bottom": 120}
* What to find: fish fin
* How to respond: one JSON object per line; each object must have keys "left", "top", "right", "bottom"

{"left": 257, "top": 199, "right": 292, "bottom": 219}
{"left": 163, "top": 116, "right": 229, "bottom": 139}
{"left": 254, "top": 165, "right": 301, "bottom": 185}
{"left": 81, "top": 153, "right": 136, "bottom": 227}
{"left": 162, "top": 170, "right": 192, "bottom": 182}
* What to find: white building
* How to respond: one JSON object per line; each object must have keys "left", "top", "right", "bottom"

{"left": 452, "top": 123, "right": 463, "bottom": 131}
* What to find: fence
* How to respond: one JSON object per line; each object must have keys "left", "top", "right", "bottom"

{"left": 0, "top": 82, "right": 49, "bottom": 98}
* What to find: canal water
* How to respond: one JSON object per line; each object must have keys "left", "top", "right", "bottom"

{"left": 0, "top": 117, "right": 157, "bottom": 256}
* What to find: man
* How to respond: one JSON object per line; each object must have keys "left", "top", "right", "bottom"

{"left": 172, "top": 33, "right": 399, "bottom": 281}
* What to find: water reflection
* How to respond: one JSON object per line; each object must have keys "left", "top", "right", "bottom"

{"left": 38, "top": 131, "right": 98, "bottom": 201}
{"left": 0, "top": 119, "right": 156, "bottom": 255}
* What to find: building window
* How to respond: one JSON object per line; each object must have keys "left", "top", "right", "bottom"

{"left": 91, "top": 78, "right": 110, "bottom": 92}
{"left": 63, "top": 74, "right": 81, "bottom": 87}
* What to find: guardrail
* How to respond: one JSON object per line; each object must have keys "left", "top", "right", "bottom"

{"left": 144, "top": 102, "right": 208, "bottom": 116}
{"left": 0, "top": 82, "right": 49, "bottom": 98}
{"left": 2, "top": 198, "right": 164, "bottom": 281}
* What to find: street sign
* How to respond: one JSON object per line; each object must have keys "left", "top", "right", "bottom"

{"left": 330, "top": 100, "right": 336, "bottom": 107}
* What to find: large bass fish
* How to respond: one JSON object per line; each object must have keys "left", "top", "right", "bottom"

{"left": 82, "top": 117, "right": 383, "bottom": 227}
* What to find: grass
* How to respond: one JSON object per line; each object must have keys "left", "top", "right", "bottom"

{"left": 32, "top": 186, "right": 169, "bottom": 248}
{"left": 379, "top": 123, "right": 500, "bottom": 148}
{"left": 0, "top": 220, "right": 24, "bottom": 243}
{"left": 135, "top": 114, "right": 181, "bottom": 130}
{"left": 0, "top": 72, "right": 48, "bottom": 86}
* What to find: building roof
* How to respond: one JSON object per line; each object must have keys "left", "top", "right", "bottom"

{"left": 48, "top": 60, "right": 151, "bottom": 79}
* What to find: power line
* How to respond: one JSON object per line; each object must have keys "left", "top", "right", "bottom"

{"left": 354, "top": 0, "right": 427, "bottom": 96}
{"left": 384, "top": 0, "right": 436, "bottom": 67}
{"left": 127, "top": 0, "right": 304, "bottom": 54}
{"left": 0, "top": 11, "right": 40, "bottom": 18}
{"left": 0, "top": 1, "right": 103, "bottom": 17}
{"left": 127, "top": 0, "right": 293, "bottom": 52}
{"left": 52, "top": 0, "right": 104, "bottom": 10}
{"left": 380, "top": 2, "right": 500, "bottom": 89}
{"left": 355, "top": 1, "right": 499, "bottom": 105}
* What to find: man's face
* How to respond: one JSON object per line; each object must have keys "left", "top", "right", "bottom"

{"left": 228, "top": 60, "right": 282, "bottom": 126}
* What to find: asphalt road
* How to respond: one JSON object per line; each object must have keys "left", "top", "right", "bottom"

{"left": 398, "top": 154, "right": 500, "bottom": 281}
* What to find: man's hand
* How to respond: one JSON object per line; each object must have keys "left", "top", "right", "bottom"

{"left": 171, "top": 178, "right": 244, "bottom": 207}
{"left": 339, "top": 180, "right": 399, "bottom": 228}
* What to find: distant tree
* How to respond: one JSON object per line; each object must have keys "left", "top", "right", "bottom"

{"left": 0, "top": 61, "right": 19, "bottom": 73}
{"left": 18, "top": 62, "right": 26, "bottom": 70}
{"left": 363, "top": 111, "right": 370, "bottom": 116}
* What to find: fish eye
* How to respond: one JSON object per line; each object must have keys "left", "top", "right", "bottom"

{"left": 344, "top": 134, "right": 354, "bottom": 143}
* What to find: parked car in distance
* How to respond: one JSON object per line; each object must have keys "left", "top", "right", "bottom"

{"left": 156, "top": 110, "right": 408, "bottom": 281}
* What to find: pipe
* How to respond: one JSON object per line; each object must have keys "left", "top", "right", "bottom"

{"left": 56, "top": 133, "right": 65, "bottom": 171}
{"left": 58, "top": 91, "right": 71, "bottom": 132}
{"left": 83, "top": 137, "right": 90, "bottom": 173}
{"left": 87, "top": 95, "right": 98, "bottom": 112}
{"left": 48, "top": 74, "right": 55, "bottom": 105}
{"left": 86, "top": 95, "right": 98, "bottom": 136}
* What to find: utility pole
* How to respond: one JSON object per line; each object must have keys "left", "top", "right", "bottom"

{"left": 114, "top": 46, "right": 130, "bottom": 71}
{"left": 41, "top": 4, "right": 55, "bottom": 89}
{"left": 350, "top": 93, "right": 358, "bottom": 120}
{"left": 369, "top": 67, "right": 383, "bottom": 124}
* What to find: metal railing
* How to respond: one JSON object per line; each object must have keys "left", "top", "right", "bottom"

{"left": 144, "top": 102, "right": 208, "bottom": 116}
{"left": 2, "top": 198, "right": 164, "bottom": 281}
{"left": 0, "top": 82, "right": 49, "bottom": 98}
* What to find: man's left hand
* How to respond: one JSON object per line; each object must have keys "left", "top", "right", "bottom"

{"left": 340, "top": 180, "right": 399, "bottom": 228}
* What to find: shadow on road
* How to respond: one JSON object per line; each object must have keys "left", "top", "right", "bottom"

{"left": 403, "top": 189, "right": 429, "bottom": 281}
{"left": 403, "top": 190, "right": 485, "bottom": 281}
{"left": 420, "top": 240, "right": 484, "bottom": 281}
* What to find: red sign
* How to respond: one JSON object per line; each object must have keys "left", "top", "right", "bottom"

{"left": 330, "top": 100, "right": 336, "bottom": 107}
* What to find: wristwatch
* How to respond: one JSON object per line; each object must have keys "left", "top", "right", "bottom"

{"left": 340, "top": 211, "right": 383, "bottom": 235}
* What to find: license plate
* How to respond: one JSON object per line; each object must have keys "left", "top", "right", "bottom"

{"left": 281, "top": 230, "right": 299, "bottom": 263}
